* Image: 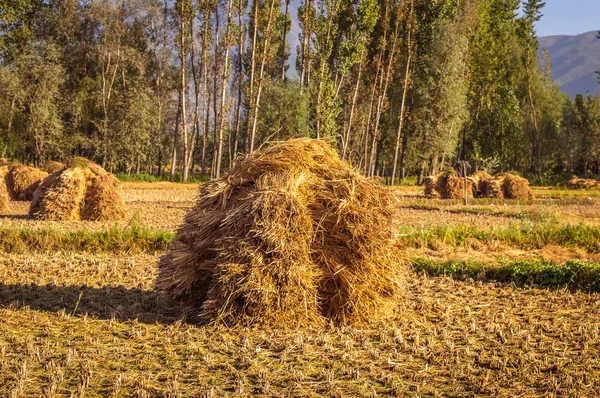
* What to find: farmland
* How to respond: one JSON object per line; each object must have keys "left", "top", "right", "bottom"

{"left": 1, "top": 182, "right": 600, "bottom": 396}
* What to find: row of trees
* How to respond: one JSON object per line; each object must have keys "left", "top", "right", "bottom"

{"left": 0, "top": 0, "right": 599, "bottom": 182}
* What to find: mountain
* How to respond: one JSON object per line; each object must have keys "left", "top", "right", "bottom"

{"left": 539, "top": 31, "right": 600, "bottom": 98}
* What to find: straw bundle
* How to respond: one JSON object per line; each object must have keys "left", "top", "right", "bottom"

{"left": 496, "top": 173, "right": 533, "bottom": 199}
{"left": 424, "top": 175, "right": 441, "bottom": 199}
{"left": 44, "top": 161, "right": 65, "bottom": 174}
{"left": 0, "top": 178, "right": 8, "bottom": 211}
{"left": 423, "top": 170, "right": 474, "bottom": 199}
{"left": 0, "top": 163, "right": 49, "bottom": 201}
{"left": 6, "top": 164, "right": 49, "bottom": 201}
{"left": 471, "top": 171, "right": 493, "bottom": 198}
{"left": 559, "top": 175, "right": 599, "bottom": 190}
{"left": 29, "top": 158, "right": 126, "bottom": 221}
{"left": 157, "top": 138, "right": 404, "bottom": 327}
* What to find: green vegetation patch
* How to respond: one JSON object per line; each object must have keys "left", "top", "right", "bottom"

{"left": 412, "top": 257, "right": 600, "bottom": 292}
{"left": 0, "top": 226, "right": 174, "bottom": 253}
{"left": 116, "top": 173, "right": 208, "bottom": 183}
{"left": 398, "top": 203, "right": 543, "bottom": 220}
{"left": 399, "top": 222, "right": 600, "bottom": 252}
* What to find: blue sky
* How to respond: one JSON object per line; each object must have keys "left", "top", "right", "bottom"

{"left": 535, "top": 0, "right": 600, "bottom": 37}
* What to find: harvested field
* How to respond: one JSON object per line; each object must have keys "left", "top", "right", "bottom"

{"left": 2, "top": 180, "right": 600, "bottom": 396}
{"left": 1, "top": 251, "right": 600, "bottom": 396}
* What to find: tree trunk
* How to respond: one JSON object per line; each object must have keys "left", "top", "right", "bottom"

{"left": 281, "top": 0, "right": 290, "bottom": 81}
{"left": 342, "top": 52, "right": 364, "bottom": 160}
{"left": 245, "top": 0, "right": 259, "bottom": 153}
{"left": 248, "top": 0, "right": 277, "bottom": 154}
{"left": 215, "top": 0, "right": 234, "bottom": 178}
{"left": 391, "top": 24, "right": 412, "bottom": 185}
{"left": 200, "top": 11, "right": 210, "bottom": 179}
{"left": 180, "top": 1, "right": 190, "bottom": 182}
{"left": 369, "top": 18, "right": 399, "bottom": 177}
{"left": 231, "top": 0, "right": 245, "bottom": 165}
{"left": 171, "top": 98, "right": 181, "bottom": 176}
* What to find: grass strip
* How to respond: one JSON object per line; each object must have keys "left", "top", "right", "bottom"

{"left": 399, "top": 223, "right": 600, "bottom": 252}
{"left": 412, "top": 257, "right": 600, "bottom": 291}
{"left": 398, "top": 204, "right": 542, "bottom": 220}
{"left": 0, "top": 225, "right": 175, "bottom": 253}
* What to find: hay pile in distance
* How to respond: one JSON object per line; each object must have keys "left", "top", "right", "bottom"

{"left": 424, "top": 170, "right": 474, "bottom": 199}
{"left": 476, "top": 172, "right": 533, "bottom": 199}
{"left": 559, "top": 175, "right": 599, "bottom": 190}
{"left": 425, "top": 170, "right": 534, "bottom": 200}
{"left": 0, "top": 178, "right": 8, "bottom": 211}
{"left": 29, "top": 157, "right": 126, "bottom": 221}
{"left": 0, "top": 163, "right": 49, "bottom": 201}
{"left": 157, "top": 138, "right": 404, "bottom": 327}
{"left": 424, "top": 174, "right": 441, "bottom": 199}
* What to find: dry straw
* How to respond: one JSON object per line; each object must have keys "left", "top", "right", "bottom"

{"left": 0, "top": 163, "right": 49, "bottom": 201}
{"left": 424, "top": 170, "right": 474, "bottom": 199}
{"left": 559, "top": 175, "right": 599, "bottom": 190}
{"left": 157, "top": 138, "right": 405, "bottom": 327}
{"left": 476, "top": 172, "right": 533, "bottom": 199}
{"left": 29, "top": 157, "right": 126, "bottom": 221}
{"left": 0, "top": 178, "right": 8, "bottom": 211}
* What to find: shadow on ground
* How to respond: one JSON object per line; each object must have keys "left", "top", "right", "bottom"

{"left": 0, "top": 282, "right": 182, "bottom": 324}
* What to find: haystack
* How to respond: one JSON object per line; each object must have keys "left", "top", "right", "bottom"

{"left": 471, "top": 171, "right": 493, "bottom": 198}
{"left": 494, "top": 173, "right": 533, "bottom": 199}
{"left": 0, "top": 163, "right": 49, "bottom": 201}
{"left": 28, "top": 158, "right": 126, "bottom": 221}
{"left": 44, "top": 161, "right": 65, "bottom": 174}
{"left": 424, "top": 175, "right": 441, "bottom": 199}
{"left": 157, "top": 138, "right": 404, "bottom": 327}
{"left": 423, "top": 170, "right": 474, "bottom": 199}
{"left": 559, "top": 175, "right": 599, "bottom": 190}
{"left": 0, "top": 178, "right": 8, "bottom": 212}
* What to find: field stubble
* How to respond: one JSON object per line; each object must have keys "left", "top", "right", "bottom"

{"left": 1, "top": 183, "right": 600, "bottom": 396}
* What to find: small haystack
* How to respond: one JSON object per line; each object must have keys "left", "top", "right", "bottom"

{"left": 44, "top": 161, "right": 65, "bottom": 174}
{"left": 423, "top": 170, "right": 474, "bottom": 199}
{"left": 559, "top": 175, "right": 599, "bottom": 190}
{"left": 424, "top": 175, "right": 441, "bottom": 199}
{"left": 157, "top": 138, "right": 404, "bottom": 327}
{"left": 471, "top": 171, "right": 493, "bottom": 198}
{"left": 0, "top": 163, "right": 49, "bottom": 201}
{"left": 0, "top": 178, "right": 8, "bottom": 212}
{"left": 29, "top": 158, "right": 126, "bottom": 221}
{"left": 6, "top": 164, "right": 48, "bottom": 201}
{"left": 495, "top": 173, "right": 534, "bottom": 199}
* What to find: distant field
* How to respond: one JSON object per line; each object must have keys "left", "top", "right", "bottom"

{"left": 1, "top": 183, "right": 600, "bottom": 396}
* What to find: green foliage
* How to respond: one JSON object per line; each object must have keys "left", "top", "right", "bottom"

{"left": 116, "top": 173, "right": 207, "bottom": 183}
{"left": 254, "top": 80, "right": 313, "bottom": 142}
{"left": 399, "top": 221, "right": 600, "bottom": 252}
{"left": 412, "top": 257, "right": 600, "bottom": 292}
{"left": 0, "top": 0, "right": 596, "bottom": 181}
{"left": 0, "top": 226, "right": 174, "bottom": 254}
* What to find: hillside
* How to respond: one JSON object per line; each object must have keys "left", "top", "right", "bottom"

{"left": 539, "top": 31, "right": 600, "bottom": 98}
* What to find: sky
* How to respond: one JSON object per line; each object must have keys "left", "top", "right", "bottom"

{"left": 535, "top": 0, "right": 600, "bottom": 37}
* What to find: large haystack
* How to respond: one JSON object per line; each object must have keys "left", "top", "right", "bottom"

{"left": 0, "top": 178, "right": 8, "bottom": 212}
{"left": 559, "top": 175, "right": 599, "bottom": 190}
{"left": 28, "top": 158, "right": 126, "bottom": 221}
{"left": 423, "top": 170, "right": 474, "bottom": 199}
{"left": 0, "top": 163, "right": 49, "bottom": 201}
{"left": 43, "top": 161, "right": 65, "bottom": 174}
{"left": 157, "top": 138, "right": 404, "bottom": 327}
